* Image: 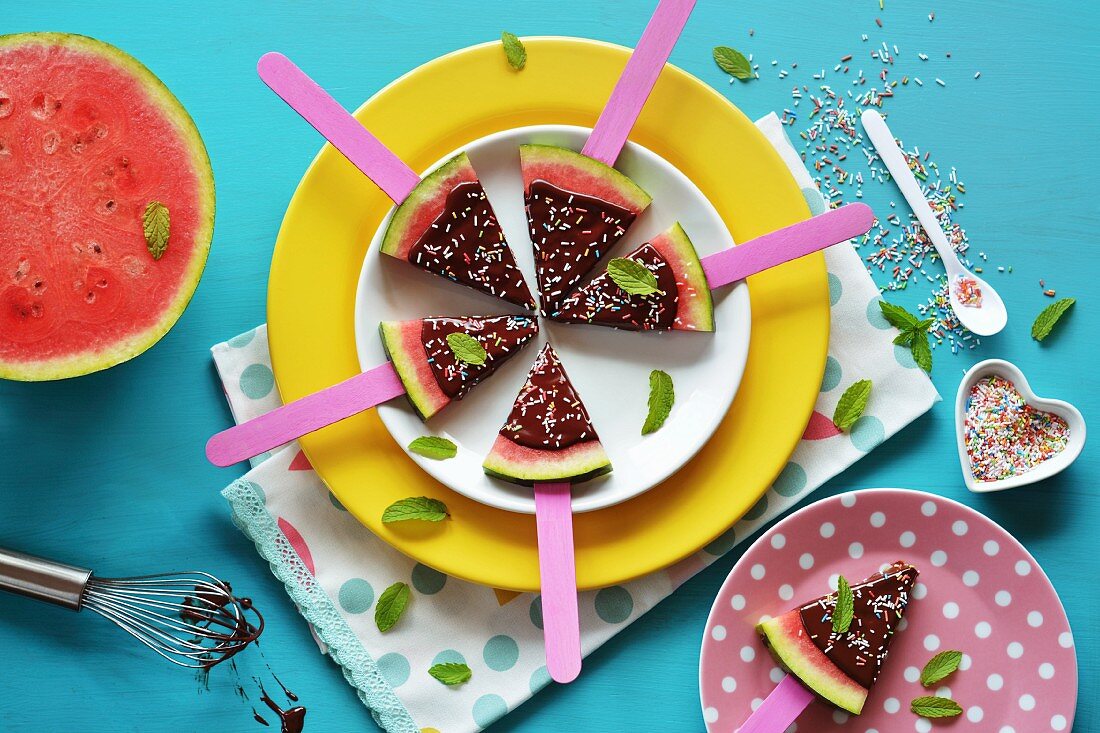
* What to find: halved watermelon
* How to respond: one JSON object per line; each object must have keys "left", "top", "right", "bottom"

{"left": 483, "top": 343, "right": 611, "bottom": 485}
{"left": 380, "top": 315, "right": 538, "bottom": 420}
{"left": 757, "top": 561, "right": 919, "bottom": 715}
{"left": 551, "top": 223, "right": 714, "bottom": 331}
{"left": 380, "top": 152, "right": 536, "bottom": 310}
{"left": 520, "top": 145, "right": 651, "bottom": 314}
{"left": 0, "top": 33, "right": 215, "bottom": 381}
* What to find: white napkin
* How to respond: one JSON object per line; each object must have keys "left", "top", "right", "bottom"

{"left": 215, "top": 114, "right": 940, "bottom": 733}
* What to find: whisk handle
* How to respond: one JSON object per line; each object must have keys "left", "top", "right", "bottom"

{"left": 0, "top": 547, "right": 91, "bottom": 610}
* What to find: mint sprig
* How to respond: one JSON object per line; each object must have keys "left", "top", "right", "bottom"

{"left": 446, "top": 332, "right": 487, "bottom": 366}
{"left": 382, "top": 497, "right": 449, "bottom": 524}
{"left": 920, "top": 650, "right": 963, "bottom": 687}
{"left": 832, "top": 575, "right": 854, "bottom": 633}
{"left": 429, "top": 662, "right": 472, "bottom": 686}
{"left": 1032, "top": 297, "right": 1075, "bottom": 341}
{"left": 832, "top": 379, "right": 872, "bottom": 431}
{"left": 879, "top": 300, "right": 933, "bottom": 372}
{"left": 642, "top": 369, "right": 674, "bottom": 435}
{"left": 375, "top": 582, "right": 410, "bottom": 632}
{"left": 501, "top": 32, "right": 526, "bottom": 70}
{"left": 607, "top": 258, "right": 662, "bottom": 296}
{"left": 713, "top": 46, "right": 753, "bottom": 80}
{"left": 910, "top": 696, "right": 963, "bottom": 719}
{"left": 407, "top": 436, "right": 458, "bottom": 460}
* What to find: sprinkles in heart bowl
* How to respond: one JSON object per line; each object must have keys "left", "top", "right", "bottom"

{"left": 955, "top": 359, "right": 1086, "bottom": 492}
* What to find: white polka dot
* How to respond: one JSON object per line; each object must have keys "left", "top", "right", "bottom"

{"left": 962, "top": 570, "right": 980, "bottom": 587}
{"left": 935, "top": 686, "right": 952, "bottom": 699}
{"left": 930, "top": 550, "right": 947, "bottom": 567}
{"left": 1058, "top": 631, "right": 1073, "bottom": 648}
{"left": 731, "top": 594, "right": 746, "bottom": 611}
{"left": 921, "top": 500, "right": 937, "bottom": 516}
{"left": 870, "top": 511, "right": 886, "bottom": 527}
{"left": 884, "top": 697, "right": 900, "bottom": 713}
{"left": 967, "top": 706, "right": 984, "bottom": 723}
{"left": 783, "top": 725, "right": 797, "bottom": 733}
{"left": 915, "top": 719, "right": 932, "bottom": 733}
{"left": 987, "top": 673, "right": 1003, "bottom": 691}
{"left": 740, "top": 646, "right": 755, "bottom": 662}
{"left": 799, "top": 553, "right": 815, "bottom": 570}
{"left": 960, "top": 654, "right": 972, "bottom": 671}
{"left": 1028, "top": 611, "right": 1044, "bottom": 628}
{"left": 923, "top": 634, "right": 940, "bottom": 651}
{"left": 975, "top": 621, "right": 992, "bottom": 638}
{"left": 899, "top": 531, "right": 916, "bottom": 548}
{"left": 1039, "top": 662, "right": 1055, "bottom": 679}
{"left": 721, "top": 676, "right": 737, "bottom": 692}
{"left": 952, "top": 520, "right": 969, "bottom": 536}
{"left": 820, "top": 522, "right": 835, "bottom": 538}
{"left": 1007, "top": 641, "right": 1024, "bottom": 659}
{"left": 984, "top": 540, "right": 1000, "bottom": 556}
{"left": 751, "top": 564, "right": 766, "bottom": 580}
{"left": 1019, "top": 694, "right": 1035, "bottom": 711}
{"left": 769, "top": 666, "right": 785, "bottom": 684}
{"left": 1000, "top": 727, "right": 1016, "bottom": 733}
{"left": 711, "top": 625, "right": 727, "bottom": 641}
{"left": 1051, "top": 714, "right": 1068, "bottom": 730}
{"left": 703, "top": 706, "right": 718, "bottom": 723}
{"left": 751, "top": 698, "right": 764, "bottom": 711}
{"left": 840, "top": 493, "right": 856, "bottom": 507}
{"left": 828, "top": 574, "right": 840, "bottom": 590}
{"left": 912, "top": 582, "right": 928, "bottom": 600}
{"left": 904, "top": 666, "right": 920, "bottom": 683}
{"left": 779, "top": 584, "right": 794, "bottom": 601}
{"left": 897, "top": 617, "right": 909, "bottom": 632}
{"left": 995, "top": 590, "right": 1012, "bottom": 606}
{"left": 831, "top": 710, "right": 849, "bottom": 724}
{"left": 771, "top": 533, "right": 787, "bottom": 549}
{"left": 1015, "top": 559, "right": 1032, "bottom": 576}
{"left": 942, "top": 601, "right": 959, "bottom": 619}
{"left": 758, "top": 614, "right": 772, "bottom": 625}
{"left": 849, "top": 542, "right": 864, "bottom": 559}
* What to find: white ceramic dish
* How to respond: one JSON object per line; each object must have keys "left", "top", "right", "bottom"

{"left": 955, "top": 358, "right": 1086, "bottom": 493}
{"left": 354, "top": 124, "right": 751, "bottom": 514}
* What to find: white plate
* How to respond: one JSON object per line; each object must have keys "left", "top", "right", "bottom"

{"left": 354, "top": 125, "right": 750, "bottom": 514}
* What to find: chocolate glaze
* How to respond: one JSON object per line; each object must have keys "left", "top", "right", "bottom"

{"left": 526, "top": 179, "right": 636, "bottom": 314}
{"left": 798, "top": 561, "right": 918, "bottom": 689}
{"left": 407, "top": 180, "right": 535, "bottom": 309}
{"left": 179, "top": 581, "right": 264, "bottom": 668}
{"left": 420, "top": 315, "right": 538, "bottom": 399}
{"left": 499, "top": 343, "right": 599, "bottom": 451}
{"left": 258, "top": 683, "right": 306, "bottom": 733}
{"left": 552, "top": 243, "right": 679, "bottom": 330}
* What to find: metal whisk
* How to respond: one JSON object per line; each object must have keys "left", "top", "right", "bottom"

{"left": 0, "top": 547, "right": 263, "bottom": 668}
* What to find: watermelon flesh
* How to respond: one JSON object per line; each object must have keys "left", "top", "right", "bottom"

{"left": 0, "top": 33, "right": 214, "bottom": 380}
{"left": 379, "top": 315, "right": 538, "bottom": 420}
{"left": 551, "top": 223, "right": 714, "bottom": 332}
{"left": 521, "top": 145, "right": 651, "bottom": 315}
{"left": 484, "top": 343, "right": 611, "bottom": 485}
{"left": 756, "top": 561, "right": 919, "bottom": 715}
{"left": 380, "top": 152, "right": 536, "bottom": 310}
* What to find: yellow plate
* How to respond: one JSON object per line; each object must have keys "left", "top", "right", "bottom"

{"left": 267, "top": 38, "right": 828, "bottom": 592}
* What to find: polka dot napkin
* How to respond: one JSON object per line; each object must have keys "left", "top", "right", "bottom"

{"left": 211, "top": 114, "right": 940, "bottom": 733}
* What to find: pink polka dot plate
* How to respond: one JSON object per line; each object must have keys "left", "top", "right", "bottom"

{"left": 699, "top": 488, "right": 1077, "bottom": 733}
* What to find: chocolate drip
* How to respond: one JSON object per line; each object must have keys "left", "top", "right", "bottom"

{"left": 553, "top": 243, "right": 679, "bottom": 330}
{"left": 499, "top": 344, "right": 598, "bottom": 451}
{"left": 419, "top": 315, "right": 538, "bottom": 399}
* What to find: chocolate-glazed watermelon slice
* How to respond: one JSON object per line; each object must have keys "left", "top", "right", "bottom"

{"left": 483, "top": 343, "right": 611, "bottom": 485}
{"left": 757, "top": 561, "right": 919, "bottom": 715}
{"left": 551, "top": 223, "right": 714, "bottom": 332}
{"left": 380, "top": 315, "right": 538, "bottom": 420}
{"left": 380, "top": 152, "right": 536, "bottom": 309}
{"left": 521, "top": 145, "right": 652, "bottom": 314}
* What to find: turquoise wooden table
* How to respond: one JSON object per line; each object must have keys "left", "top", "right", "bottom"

{"left": 1, "top": 1, "right": 1096, "bottom": 730}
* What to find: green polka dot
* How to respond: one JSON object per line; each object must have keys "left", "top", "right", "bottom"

{"left": 472, "top": 694, "right": 508, "bottom": 728}
{"left": 772, "top": 462, "right": 807, "bottom": 497}
{"left": 529, "top": 596, "right": 543, "bottom": 630}
{"left": 866, "top": 298, "right": 893, "bottom": 329}
{"left": 820, "top": 356, "right": 842, "bottom": 392}
{"left": 827, "top": 273, "right": 843, "bottom": 306}
{"left": 530, "top": 665, "right": 552, "bottom": 693}
{"left": 241, "top": 480, "right": 265, "bottom": 503}
{"left": 338, "top": 578, "right": 374, "bottom": 614}
{"left": 893, "top": 343, "right": 918, "bottom": 369}
{"left": 801, "top": 186, "right": 826, "bottom": 216}
{"left": 252, "top": 451, "right": 272, "bottom": 464}
{"left": 411, "top": 563, "right": 446, "bottom": 595}
{"left": 483, "top": 635, "right": 519, "bottom": 671}
{"left": 329, "top": 492, "right": 348, "bottom": 511}
{"left": 850, "top": 415, "right": 885, "bottom": 452}
{"left": 376, "top": 652, "right": 410, "bottom": 688}
{"left": 432, "top": 649, "right": 466, "bottom": 666}
{"left": 227, "top": 329, "right": 257, "bottom": 348}
{"left": 239, "top": 363, "right": 275, "bottom": 399}
{"left": 703, "top": 526, "right": 738, "bottom": 555}
{"left": 743, "top": 494, "right": 768, "bottom": 520}
{"left": 594, "top": 586, "right": 633, "bottom": 623}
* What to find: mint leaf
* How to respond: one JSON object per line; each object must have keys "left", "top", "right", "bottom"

{"left": 713, "top": 46, "right": 753, "bottom": 80}
{"left": 607, "top": 257, "right": 661, "bottom": 296}
{"left": 1031, "top": 297, "right": 1075, "bottom": 341}
{"left": 920, "top": 650, "right": 963, "bottom": 687}
{"left": 878, "top": 300, "right": 919, "bottom": 330}
{"left": 832, "top": 379, "right": 872, "bottom": 431}
{"left": 893, "top": 330, "right": 916, "bottom": 346}
{"left": 910, "top": 696, "right": 963, "bottom": 719}
{"left": 642, "top": 369, "right": 675, "bottom": 435}
{"left": 911, "top": 333, "right": 933, "bottom": 372}
{"left": 429, "top": 662, "right": 472, "bottom": 685}
{"left": 501, "top": 31, "right": 526, "bottom": 70}
{"left": 446, "top": 332, "right": 487, "bottom": 366}
{"left": 142, "top": 201, "right": 170, "bottom": 260}
{"left": 375, "top": 582, "right": 410, "bottom": 632}
{"left": 382, "top": 497, "right": 449, "bottom": 523}
{"left": 832, "top": 575, "right": 854, "bottom": 633}
{"left": 407, "top": 436, "right": 458, "bottom": 460}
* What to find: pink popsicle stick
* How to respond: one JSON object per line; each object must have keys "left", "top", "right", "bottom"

{"left": 581, "top": 0, "right": 696, "bottom": 166}
{"left": 257, "top": 52, "right": 421, "bottom": 204}
{"left": 205, "top": 362, "right": 406, "bottom": 467}
{"left": 733, "top": 674, "right": 814, "bottom": 733}
{"left": 701, "top": 203, "right": 874, "bottom": 289}
{"left": 533, "top": 481, "right": 581, "bottom": 683}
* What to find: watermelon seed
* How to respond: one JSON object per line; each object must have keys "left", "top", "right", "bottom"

{"left": 13, "top": 259, "right": 29, "bottom": 283}
{"left": 85, "top": 291, "right": 96, "bottom": 304}
{"left": 0, "top": 95, "right": 11, "bottom": 118}
{"left": 32, "top": 280, "right": 45, "bottom": 294}
{"left": 104, "top": 199, "right": 116, "bottom": 213}
{"left": 30, "top": 92, "right": 60, "bottom": 120}
{"left": 41, "top": 131, "right": 60, "bottom": 155}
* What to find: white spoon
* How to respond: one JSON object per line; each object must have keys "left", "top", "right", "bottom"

{"left": 861, "top": 110, "right": 1007, "bottom": 336}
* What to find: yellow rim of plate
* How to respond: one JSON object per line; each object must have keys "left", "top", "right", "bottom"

{"left": 267, "top": 37, "right": 828, "bottom": 591}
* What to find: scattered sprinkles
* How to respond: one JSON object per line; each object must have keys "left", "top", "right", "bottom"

{"left": 953, "top": 275, "right": 982, "bottom": 307}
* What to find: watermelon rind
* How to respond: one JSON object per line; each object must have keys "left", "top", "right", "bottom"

{"left": 482, "top": 435, "right": 612, "bottom": 486}
{"left": 656, "top": 223, "right": 714, "bottom": 332}
{"left": 519, "top": 144, "right": 652, "bottom": 212}
{"left": 0, "top": 32, "right": 215, "bottom": 381}
{"left": 379, "top": 152, "right": 475, "bottom": 260}
{"left": 379, "top": 320, "right": 448, "bottom": 420}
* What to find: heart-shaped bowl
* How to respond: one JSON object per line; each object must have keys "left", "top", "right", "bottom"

{"left": 955, "top": 358, "right": 1086, "bottom": 492}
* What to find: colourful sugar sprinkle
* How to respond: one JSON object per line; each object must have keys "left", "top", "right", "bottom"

{"left": 965, "top": 376, "right": 1070, "bottom": 482}
{"left": 953, "top": 275, "right": 983, "bottom": 307}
